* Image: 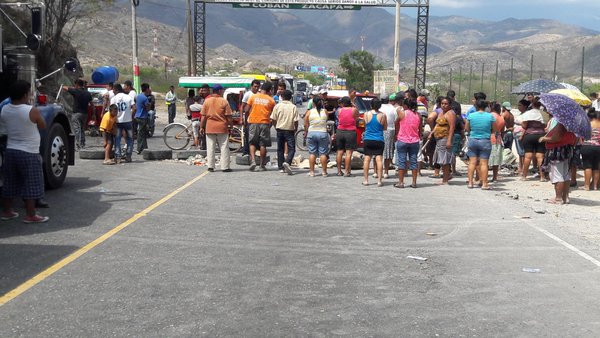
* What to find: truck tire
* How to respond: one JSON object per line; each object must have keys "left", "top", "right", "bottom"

{"left": 44, "top": 123, "right": 69, "bottom": 189}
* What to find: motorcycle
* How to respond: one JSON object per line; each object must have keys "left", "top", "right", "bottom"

{"left": 147, "top": 109, "right": 156, "bottom": 137}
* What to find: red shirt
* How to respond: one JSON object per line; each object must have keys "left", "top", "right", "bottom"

{"left": 545, "top": 129, "right": 576, "bottom": 149}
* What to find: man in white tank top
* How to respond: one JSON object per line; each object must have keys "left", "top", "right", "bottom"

{"left": 0, "top": 80, "right": 49, "bottom": 223}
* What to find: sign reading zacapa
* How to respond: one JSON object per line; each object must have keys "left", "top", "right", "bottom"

{"left": 207, "top": 0, "right": 381, "bottom": 5}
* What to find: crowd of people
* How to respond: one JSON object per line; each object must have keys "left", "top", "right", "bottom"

{"left": 2, "top": 77, "right": 597, "bottom": 226}
{"left": 224, "top": 81, "right": 600, "bottom": 205}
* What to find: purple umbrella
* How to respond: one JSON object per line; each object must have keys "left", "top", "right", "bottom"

{"left": 539, "top": 93, "right": 592, "bottom": 139}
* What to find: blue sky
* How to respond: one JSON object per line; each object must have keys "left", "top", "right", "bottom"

{"left": 421, "top": 0, "right": 600, "bottom": 31}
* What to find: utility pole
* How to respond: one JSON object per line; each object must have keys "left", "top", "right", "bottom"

{"left": 151, "top": 26, "right": 158, "bottom": 58}
{"left": 360, "top": 35, "right": 365, "bottom": 51}
{"left": 393, "top": 0, "right": 401, "bottom": 91}
{"left": 131, "top": 0, "right": 140, "bottom": 93}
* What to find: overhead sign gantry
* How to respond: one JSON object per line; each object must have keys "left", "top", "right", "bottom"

{"left": 192, "top": 0, "right": 429, "bottom": 89}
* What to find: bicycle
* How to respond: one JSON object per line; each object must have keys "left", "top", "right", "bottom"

{"left": 163, "top": 121, "right": 243, "bottom": 152}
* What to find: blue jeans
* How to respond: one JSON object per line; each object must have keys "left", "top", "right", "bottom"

{"left": 115, "top": 122, "right": 133, "bottom": 159}
{"left": 276, "top": 129, "right": 296, "bottom": 168}
{"left": 467, "top": 138, "right": 492, "bottom": 159}
{"left": 395, "top": 141, "right": 419, "bottom": 170}
{"left": 307, "top": 131, "right": 329, "bottom": 156}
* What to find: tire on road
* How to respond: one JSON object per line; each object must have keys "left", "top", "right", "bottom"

{"left": 79, "top": 149, "right": 105, "bottom": 160}
{"left": 142, "top": 149, "right": 172, "bottom": 160}
{"left": 44, "top": 123, "right": 70, "bottom": 189}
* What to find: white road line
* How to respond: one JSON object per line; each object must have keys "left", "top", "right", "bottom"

{"left": 524, "top": 220, "right": 600, "bottom": 268}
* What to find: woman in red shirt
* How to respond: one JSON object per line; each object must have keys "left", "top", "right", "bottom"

{"left": 539, "top": 118, "right": 577, "bottom": 204}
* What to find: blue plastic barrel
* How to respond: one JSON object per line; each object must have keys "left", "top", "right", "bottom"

{"left": 91, "top": 66, "right": 119, "bottom": 84}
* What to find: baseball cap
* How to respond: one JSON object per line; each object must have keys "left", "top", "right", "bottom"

{"left": 501, "top": 101, "right": 512, "bottom": 110}
{"left": 212, "top": 84, "right": 224, "bottom": 91}
{"left": 389, "top": 93, "right": 397, "bottom": 101}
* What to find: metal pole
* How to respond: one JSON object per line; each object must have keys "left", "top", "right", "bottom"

{"left": 458, "top": 66, "right": 462, "bottom": 103}
{"left": 553, "top": 50, "right": 557, "bottom": 81}
{"left": 187, "top": 0, "right": 193, "bottom": 76}
{"left": 468, "top": 64, "right": 473, "bottom": 101}
{"left": 530, "top": 54, "right": 533, "bottom": 80}
{"left": 480, "top": 63, "right": 484, "bottom": 92}
{"left": 509, "top": 58, "right": 514, "bottom": 100}
{"left": 393, "top": 0, "right": 401, "bottom": 89}
{"left": 131, "top": 0, "right": 140, "bottom": 93}
{"left": 494, "top": 60, "right": 499, "bottom": 101}
{"left": 580, "top": 46, "right": 585, "bottom": 90}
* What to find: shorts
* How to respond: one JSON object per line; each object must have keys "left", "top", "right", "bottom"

{"left": 467, "top": 138, "right": 492, "bottom": 160}
{"left": 248, "top": 123, "right": 271, "bottom": 147}
{"left": 1, "top": 149, "right": 44, "bottom": 200}
{"left": 336, "top": 129, "right": 356, "bottom": 150}
{"left": 191, "top": 119, "right": 201, "bottom": 138}
{"left": 522, "top": 133, "right": 545, "bottom": 154}
{"left": 307, "top": 131, "right": 330, "bottom": 156}
{"left": 363, "top": 140, "right": 385, "bottom": 156}
{"left": 383, "top": 130, "right": 395, "bottom": 159}
{"left": 549, "top": 160, "right": 570, "bottom": 183}
{"left": 581, "top": 145, "right": 600, "bottom": 170}
{"left": 102, "top": 132, "right": 115, "bottom": 145}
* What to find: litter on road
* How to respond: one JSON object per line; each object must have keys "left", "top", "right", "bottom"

{"left": 522, "top": 268, "right": 541, "bottom": 273}
{"left": 407, "top": 255, "right": 428, "bottom": 261}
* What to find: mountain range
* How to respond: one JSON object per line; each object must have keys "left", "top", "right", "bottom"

{"left": 72, "top": 1, "right": 600, "bottom": 79}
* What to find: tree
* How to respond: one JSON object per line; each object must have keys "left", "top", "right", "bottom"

{"left": 37, "top": 0, "right": 112, "bottom": 87}
{"left": 339, "top": 50, "right": 382, "bottom": 92}
{"left": 302, "top": 73, "right": 326, "bottom": 87}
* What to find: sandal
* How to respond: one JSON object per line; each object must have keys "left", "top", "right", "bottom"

{"left": 362, "top": 181, "right": 369, "bottom": 186}
{"left": 307, "top": 172, "right": 315, "bottom": 177}
{"left": 377, "top": 181, "right": 383, "bottom": 187}
{"left": 344, "top": 173, "right": 352, "bottom": 177}
{"left": 393, "top": 183, "right": 404, "bottom": 188}
{"left": 336, "top": 172, "right": 344, "bottom": 177}
{"left": 410, "top": 184, "right": 417, "bottom": 189}
{"left": 547, "top": 199, "right": 563, "bottom": 205}
{"left": 481, "top": 186, "right": 491, "bottom": 190}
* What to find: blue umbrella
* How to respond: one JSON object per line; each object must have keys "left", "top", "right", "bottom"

{"left": 512, "top": 79, "right": 565, "bottom": 95}
{"left": 539, "top": 93, "right": 592, "bottom": 139}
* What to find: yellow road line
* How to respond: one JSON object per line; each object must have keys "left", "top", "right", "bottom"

{"left": 0, "top": 171, "right": 208, "bottom": 307}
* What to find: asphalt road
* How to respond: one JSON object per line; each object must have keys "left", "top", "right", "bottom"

{"left": 1, "top": 118, "right": 600, "bottom": 336}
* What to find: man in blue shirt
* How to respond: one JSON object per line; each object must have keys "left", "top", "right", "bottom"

{"left": 464, "top": 92, "right": 487, "bottom": 119}
{"left": 135, "top": 83, "right": 151, "bottom": 154}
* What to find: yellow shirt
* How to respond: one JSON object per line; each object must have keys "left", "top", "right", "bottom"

{"left": 100, "top": 112, "right": 116, "bottom": 134}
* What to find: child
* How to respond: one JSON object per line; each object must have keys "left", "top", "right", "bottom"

{"left": 100, "top": 104, "right": 118, "bottom": 165}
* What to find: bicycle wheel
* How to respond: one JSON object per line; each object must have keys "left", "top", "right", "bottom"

{"left": 163, "top": 123, "right": 191, "bottom": 150}
{"left": 228, "top": 126, "right": 243, "bottom": 152}
{"left": 295, "top": 129, "right": 307, "bottom": 151}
